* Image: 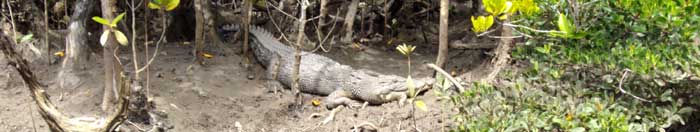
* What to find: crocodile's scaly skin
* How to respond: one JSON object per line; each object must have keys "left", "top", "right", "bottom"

{"left": 219, "top": 24, "right": 430, "bottom": 109}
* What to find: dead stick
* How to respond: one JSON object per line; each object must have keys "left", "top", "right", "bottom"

{"left": 426, "top": 63, "right": 465, "bottom": 93}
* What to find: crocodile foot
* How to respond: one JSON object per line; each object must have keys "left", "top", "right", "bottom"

{"left": 323, "top": 90, "right": 363, "bottom": 109}
{"left": 263, "top": 80, "right": 284, "bottom": 94}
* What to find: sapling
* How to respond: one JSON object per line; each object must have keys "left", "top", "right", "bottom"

{"left": 396, "top": 43, "right": 427, "bottom": 131}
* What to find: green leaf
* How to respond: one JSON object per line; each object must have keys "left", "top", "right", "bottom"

{"left": 415, "top": 100, "right": 428, "bottom": 111}
{"left": 570, "top": 127, "right": 586, "bottom": 132}
{"left": 483, "top": 0, "right": 507, "bottom": 15}
{"left": 165, "top": 0, "right": 180, "bottom": 11}
{"left": 678, "top": 107, "right": 696, "bottom": 114}
{"left": 471, "top": 15, "right": 494, "bottom": 33}
{"left": 92, "top": 16, "right": 111, "bottom": 26}
{"left": 557, "top": 13, "right": 572, "bottom": 35}
{"left": 113, "top": 30, "right": 129, "bottom": 46}
{"left": 148, "top": 2, "right": 161, "bottom": 9}
{"left": 19, "top": 34, "right": 33, "bottom": 43}
{"left": 100, "top": 30, "right": 111, "bottom": 47}
{"left": 111, "top": 12, "right": 126, "bottom": 27}
{"left": 407, "top": 76, "right": 416, "bottom": 97}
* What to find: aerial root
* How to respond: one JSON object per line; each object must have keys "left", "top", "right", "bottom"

{"left": 353, "top": 121, "right": 379, "bottom": 131}
{"left": 309, "top": 106, "right": 347, "bottom": 126}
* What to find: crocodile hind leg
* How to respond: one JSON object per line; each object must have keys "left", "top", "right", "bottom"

{"left": 380, "top": 91, "right": 408, "bottom": 106}
{"left": 314, "top": 89, "right": 364, "bottom": 125}
{"left": 263, "top": 55, "right": 284, "bottom": 94}
{"left": 323, "top": 89, "right": 364, "bottom": 109}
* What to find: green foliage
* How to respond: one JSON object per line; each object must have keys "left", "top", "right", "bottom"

{"left": 93, "top": 12, "right": 129, "bottom": 46}
{"left": 396, "top": 44, "right": 428, "bottom": 112}
{"left": 483, "top": 0, "right": 511, "bottom": 16}
{"left": 17, "top": 34, "right": 33, "bottom": 44}
{"left": 453, "top": 0, "right": 699, "bottom": 131}
{"left": 471, "top": 15, "right": 495, "bottom": 33}
{"left": 148, "top": 0, "right": 180, "bottom": 11}
{"left": 512, "top": 0, "right": 540, "bottom": 16}
{"left": 550, "top": 13, "right": 578, "bottom": 38}
{"left": 396, "top": 43, "right": 416, "bottom": 56}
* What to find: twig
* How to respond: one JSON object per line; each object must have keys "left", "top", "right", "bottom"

{"left": 354, "top": 121, "right": 378, "bottom": 131}
{"left": 128, "top": 0, "right": 140, "bottom": 80}
{"left": 426, "top": 63, "right": 465, "bottom": 93}
{"left": 487, "top": 35, "right": 524, "bottom": 39}
{"left": 618, "top": 69, "right": 651, "bottom": 102}
{"left": 310, "top": 10, "right": 340, "bottom": 53}
{"left": 125, "top": 121, "right": 147, "bottom": 131}
{"left": 7, "top": 0, "right": 17, "bottom": 45}
{"left": 319, "top": 106, "right": 344, "bottom": 125}
{"left": 265, "top": 4, "right": 293, "bottom": 44}
{"left": 112, "top": 47, "right": 123, "bottom": 99}
{"left": 267, "top": 2, "right": 299, "bottom": 21}
{"left": 135, "top": 12, "right": 167, "bottom": 73}
{"left": 502, "top": 23, "right": 563, "bottom": 34}
{"left": 23, "top": 82, "right": 38, "bottom": 132}
{"left": 511, "top": 27, "right": 533, "bottom": 38}
{"left": 44, "top": 0, "right": 50, "bottom": 67}
{"left": 476, "top": 25, "right": 502, "bottom": 37}
{"left": 378, "top": 111, "right": 386, "bottom": 126}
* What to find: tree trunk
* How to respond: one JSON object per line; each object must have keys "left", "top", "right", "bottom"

{"left": 243, "top": 0, "right": 253, "bottom": 66}
{"left": 463, "top": 21, "right": 514, "bottom": 82}
{"left": 435, "top": 0, "right": 449, "bottom": 70}
{"left": 193, "top": 0, "right": 205, "bottom": 64}
{"left": 293, "top": 0, "right": 309, "bottom": 105}
{"left": 59, "top": 0, "right": 95, "bottom": 89}
{"left": 100, "top": 0, "right": 119, "bottom": 112}
{"left": 315, "top": 0, "right": 328, "bottom": 41}
{"left": 341, "top": 0, "right": 359, "bottom": 43}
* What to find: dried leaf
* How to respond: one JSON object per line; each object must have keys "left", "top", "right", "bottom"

{"left": 311, "top": 98, "right": 321, "bottom": 106}
{"left": 415, "top": 100, "right": 428, "bottom": 111}
{"left": 113, "top": 30, "right": 129, "bottom": 46}
{"left": 54, "top": 51, "right": 65, "bottom": 57}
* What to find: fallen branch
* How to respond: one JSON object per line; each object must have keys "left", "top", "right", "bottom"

{"left": 1, "top": 32, "right": 130, "bottom": 132}
{"left": 426, "top": 63, "right": 465, "bottom": 93}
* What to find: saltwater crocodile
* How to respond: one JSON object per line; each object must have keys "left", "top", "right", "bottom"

{"left": 219, "top": 24, "right": 431, "bottom": 109}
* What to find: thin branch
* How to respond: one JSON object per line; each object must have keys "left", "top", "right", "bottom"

{"left": 503, "top": 23, "right": 563, "bottom": 34}
{"left": 476, "top": 24, "right": 502, "bottom": 37}
{"left": 7, "top": 0, "right": 17, "bottom": 45}
{"left": 265, "top": 4, "right": 294, "bottom": 44}
{"left": 426, "top": 63, "right": 465, "bottom": 93}
{"left": 510, "top": 26, "right": 533, "bottom": 38}
{"left": 305, "top": 15, "right": 322, "bottom": 22}
{"left": 128, "top": 0, "right": 140, "bottom": 79}
{"left": 136, "top": 11, "right": 167, "bottom": 73}
{"left": 487, "top": 35, "right": 524, "bottom": 39}
{"left": 44, "top": 0, "right": 50, "bottom": 67}
{"left": 267, "top": 2, "right": 299, "bottom": 21}
{"left": 310, "top": 10, "right": 340, "bottom": 53}
{"left": 618, "top": 69, "right": 651, "bottom": 102}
